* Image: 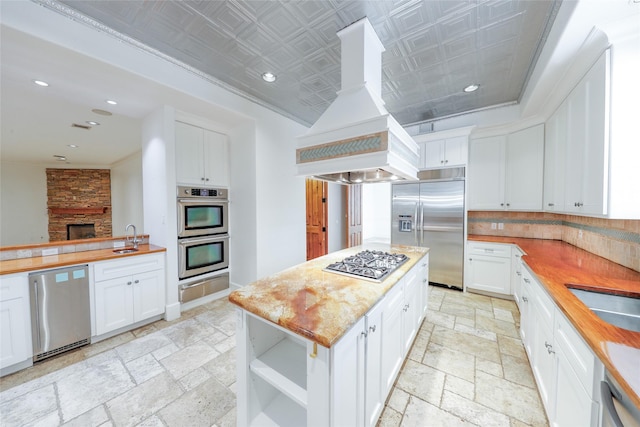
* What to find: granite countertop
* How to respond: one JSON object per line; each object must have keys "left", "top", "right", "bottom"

{"left": 468, "top": 235, "right": 640, "bottom": 409}
{"left": 0, "top": 244, "right": 166, "bottom": 275}
{"left": 229, "top": 243, "right": 429, "bottom": 348}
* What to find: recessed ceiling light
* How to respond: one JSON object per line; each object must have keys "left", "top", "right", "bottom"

{"left": 33, "top": 80, "right": 49, "bottom": 87}
{"left": 86, "top": 121, "right": 100, "bottom": 126}
{"left": 92, "top": 109, "right": 112, "bottom": 116}
{"left": 67, "top": 144, "right": 79, "bottom": 148}
{"left": 463, "top": 84, "right": 480, "bottom": 93}
{"left": 262, "top": 72, "right": 276, "bottom": 83}
{"left": 106, "top": 99, "right": 118, "bottom": 105}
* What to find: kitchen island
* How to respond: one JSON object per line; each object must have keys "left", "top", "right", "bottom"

{"left": 229, "top": 243, "right": 429, "bottom": 427}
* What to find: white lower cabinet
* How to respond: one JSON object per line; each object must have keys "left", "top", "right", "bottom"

{"left": 236, "top": 254, "right": 429, "bottom": 427}
{"left": 520, "top": 266, "right": 599, "bottom": 427}
{"left": 0, "top": 273, "right": 32, "bottom": 374}
{"left": 93, "top": 253, "right": 165, "bottom": 336}
{"left": 466, "top": 242, "right": 512, "bottom": 295}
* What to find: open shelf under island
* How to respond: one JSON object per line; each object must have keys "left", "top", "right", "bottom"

{"left": 229, "top": 243, "right": 430, "bottom": 427}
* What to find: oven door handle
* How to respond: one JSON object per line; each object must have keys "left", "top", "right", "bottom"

{"left": 179, "top": 235, "right": 229, "bottom": 245}
{"left": 178, "top": 199, "right": 228, "bottom": 204}
{"left": 601, "top": 381, "right": 624, "bottom": 427}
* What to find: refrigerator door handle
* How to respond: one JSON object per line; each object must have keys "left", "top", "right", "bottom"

{"left": 414, "top": 201, "right": 419, "bottom": 244}
{"left": 419, "top": 202, "right": 425, "bottom": 246}
{"left": 422, "top": 226, "right": 463, "bottom": 232}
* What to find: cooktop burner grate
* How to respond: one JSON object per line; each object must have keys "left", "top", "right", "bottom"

{"left": 324, "top": 250, "right": 409, "bottom": 282}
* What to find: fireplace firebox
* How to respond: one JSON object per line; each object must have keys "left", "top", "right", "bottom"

{"left": 67, "top": 224, "right": 96, "bottom": 240}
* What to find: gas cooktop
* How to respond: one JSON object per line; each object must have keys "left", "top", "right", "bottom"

{"left": 324, "top": 250, "right": 409, "bottom": 282}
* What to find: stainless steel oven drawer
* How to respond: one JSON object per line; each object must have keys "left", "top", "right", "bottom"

{"left": 179, "top": 273, "right": 229, "bottom": 303}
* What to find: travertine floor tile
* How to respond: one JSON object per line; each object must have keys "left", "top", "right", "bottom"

{"left": 422, "top": 342, "right": 475, "bottom": 382}
{"left": 430, "top": 325, "right": 501, "bottom": 363}
{"left": 387, "top": 387, "right": 410, "bottom": 414}
{"left": 441, "top": 390, "right": 511, "bottom": 427}
{"left": 203, "top": 348, "right": 236, "bottom": 387}
{"left": 378, "top": 406, "right": 402, "bottom": 427}
{"left": 115, "top": 332, "right": 173, "bottom": 363}
{"left": 396, "top": 360, "right": 445, "bottom": 406}
{"left": 162, "top": 317, "right": 219, "bottom": 349}
{"left": 61, "top": 405, "right": 109, "bottom": 427}
{"left": 160, "top": 342, "right": 219, "bottom": 380}
{"left": 444, "top": 374, "right": 475, "bottom": 401}
{"left": 0, "top": 384, "right": 57, "bottom": 426}
{"left": 125, "top": 353, "right": 164, "bottom": 385}
{"left": 401, "top": 395, "right": 472, "bottom": 427}
{"left": 106, "top": 372, "right": 182, "bottom": 427}
{"left": 476, "top": 315, "right": 520, "bottom": 339}
{"left": 502, "top": 354, "right": 536, "bottom": 389}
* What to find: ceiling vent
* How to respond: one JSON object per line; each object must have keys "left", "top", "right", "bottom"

{"left": 71, "top": 123, "right": 91, "bottom": 130}
{"left": 296, "top": 17, "right": 419, "bottom": 184}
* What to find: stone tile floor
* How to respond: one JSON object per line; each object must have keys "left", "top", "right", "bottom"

{"left": 0, "top": 286, "right": 548, "bottom": 426}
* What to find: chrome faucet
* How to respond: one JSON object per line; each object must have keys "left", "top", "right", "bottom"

{"left": 125, "top": 224, "right": 140, "bottom": 249}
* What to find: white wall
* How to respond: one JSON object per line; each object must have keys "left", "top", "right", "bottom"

{"left": 327, "top": 182, "right": 346, "bottom": 253}
{"left": 362, "top": 183, "right": 391, "bottom": 244}
{"left": 111, "top": 151, "right": 144, "bottom": 237}
{"left": 0, "top": 162, "right": 48, "bottom": 245}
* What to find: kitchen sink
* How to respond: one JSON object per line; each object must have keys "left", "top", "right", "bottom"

{"left": 568, "top": 286, "right": 640, "bottom": 333}
{"left": 113, "top": 248, "right": 138, "bottom": 254}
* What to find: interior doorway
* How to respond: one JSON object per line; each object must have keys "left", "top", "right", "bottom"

{"left": 305, "top": 178, "right": 328, "bottom": 260}
{"left": 346, "top": 183, "right": 363, "bottom": 247}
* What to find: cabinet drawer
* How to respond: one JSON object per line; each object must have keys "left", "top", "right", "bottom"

{"left": 468, "top": 242, "right": 511, "bottom": 258}
{"left": 527, "top": 270, "right": 555, "bottom": 328}
{"left": 0, "top": 274, "right": 28, "bottom": 301}
{"left": 554, "top": 312, "right": 595, "bottom": 397}
{"left": 94, "top": 253, "right": 165, "bottom": 282}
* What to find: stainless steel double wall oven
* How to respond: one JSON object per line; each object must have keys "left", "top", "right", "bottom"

{"left": 177, "top": 186, "right": 229, "bottom": 281}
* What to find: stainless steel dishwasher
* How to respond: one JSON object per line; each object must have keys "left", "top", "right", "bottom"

{"left": 29, "top": 264, "right": 91, "bottom": 361}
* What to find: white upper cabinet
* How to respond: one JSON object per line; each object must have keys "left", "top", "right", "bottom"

{"left": 175, "top": 121, "right": 229, "bottom": 188}
{"left": 543, "top": 101, "right": 567, "bottom": 212}
{"left": 505, "top": 125, "right": 545, "bottom": 211}
{"left": 468, "top": 124, "right": 544, "bottom": 211}
{"left": 468, "top": 135, "right": 506, "bottom": 210}
{"left": 419, "top": 136, "right": 468, "bottom": 169}
{"left": 563, "top": 51, "right": 609, "bottom": 216}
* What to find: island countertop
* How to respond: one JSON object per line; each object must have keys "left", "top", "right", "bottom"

{"left": 468, "top": 235, "right": 640, "bottom": 409}
{"left": 229, "top": 243, "right": 429, "bottom": 348}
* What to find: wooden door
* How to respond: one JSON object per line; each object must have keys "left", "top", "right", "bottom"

{"left": 346, "top": 184, "right": 362, "bottom": 247}
{"left": 306, "top": 178, "right": 328, "bottom": 260}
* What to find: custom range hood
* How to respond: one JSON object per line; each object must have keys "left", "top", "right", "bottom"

{"left": 296, "top": 17, "right": 419, "bottom": 184}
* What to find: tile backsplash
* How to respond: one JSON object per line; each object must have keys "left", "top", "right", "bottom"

{"left": 468, "top": 212, "right": 640, "bottom": 272}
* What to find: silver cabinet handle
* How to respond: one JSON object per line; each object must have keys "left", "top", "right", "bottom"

{"left": 369, "top": 325, "right": 376, "bottom": 333}
{"left": 524, "top": 278, "right": 530, "bottom": 284}
{"left": 548, "top": 203, "right": 554, "bottom": 207}
{"left": 361, "top": 331, "right": 368, "bottom": 338}
{"left": 134, "top": 279, "right": 139, "bottom": 284}
{"left": 516, "top": 272, "right": 522, "bottom": 276}
{"left": 127, "top": 281, "right": 132, "bottom": 285}
{"left": 522, "top": 296, "right": 528, "bottom": 302}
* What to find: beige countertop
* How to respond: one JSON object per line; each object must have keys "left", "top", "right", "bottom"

{"left": 229, "top": 243, "right": 429, "bottom": 348}
{"left": 469, "top": 235, "right": 640, "bottom": 409}
{"left": 0, "top": 244, "right": 166, "bottom": 275}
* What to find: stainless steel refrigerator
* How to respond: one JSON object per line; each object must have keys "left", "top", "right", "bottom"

{"left": 391, "top": 168, "right": 465, "bottom": 290}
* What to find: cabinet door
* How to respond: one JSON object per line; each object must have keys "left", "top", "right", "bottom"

{"left": 417, "top": 256, "right": 429, "bottom": 322}
{"left": 444, "top": 136, "right": 468, "bottom": 166}
{"left": 402, "top": 272, "right": 419, "bottom": 354}
{"left": 95, "top": 277, "right": 134, "bottom": 335}
{"left": 132, "top": 270, "right": 165, "bottom": 322}
{"left": 553, "top": 349, "right": 597, "bottom": 427}
{"left": 468, "top": 136, "right": 506, "bottom": 210}
{"left": 0, "top": 274, "right": 31, "bottom": 370}
{"left": 531, "top": 303, "right": 557, "bottom": 416}
{"left": 331, "top": 317, "right": 365, "bottom": 427}
{"left": 203, "top": 130, "right": 229, "bottom": 187}
{"left": 422, "top": 140, "right": 445, "bottom": 169}
{"left": 505, "top": 125, "right": 544, "bottom": 210}
{"left": 365, "top": 300, "right": 385, "bottom": 427}
{"left": 564, "top": 76, "right": 588, "bottom": 213}
{"left": 466, "top": 254, "right": 511, "bottom": 295}
{"left": 0, "top": 298, "right": 31, "bottom": 369}
{"left": 381, "top": 283, "right": 404, "bottom": 396}
{"left": 511, "top": 250, "right": 523, "bottom": 309}
{"left": 175, "top": 121, "right": 206, "bottom": 186}
{"left": 544, "top": 102, "right": 567, "bottom": 212}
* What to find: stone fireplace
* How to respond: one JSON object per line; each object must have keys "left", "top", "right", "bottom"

{"left": 46, "top": 169, "right": 112, "bottom": 241}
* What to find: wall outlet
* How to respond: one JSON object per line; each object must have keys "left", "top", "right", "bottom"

{"left": 42, "top": 248, "right": 58, "bottom": 256}
{"left": 491, "top": 222, "right": 497, "bottom": 230}
{"left": 578, "top": 229, "right": 583, "bottom": 239}
{"left": 498, "top": 223, "right": 504, "bottom": 230}
{"left": 113, "top": 241, "right": 125, "bottom": 248}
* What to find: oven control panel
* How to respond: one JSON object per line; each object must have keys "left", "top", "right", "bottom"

{"left": 178, "top": 186, "right": 227, "bottom": 199}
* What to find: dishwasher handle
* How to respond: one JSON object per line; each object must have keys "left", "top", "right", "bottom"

{"left": 601, "top": 381, "right": 624, "bottom": 427}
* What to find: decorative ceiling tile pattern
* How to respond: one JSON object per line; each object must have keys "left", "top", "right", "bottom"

{"left": 57, "top": 0, "right": 560, "bottom": 126}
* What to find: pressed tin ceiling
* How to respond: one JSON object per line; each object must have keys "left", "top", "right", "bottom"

{"left": 54, "top": 0, "right": 560, "bottom": 127}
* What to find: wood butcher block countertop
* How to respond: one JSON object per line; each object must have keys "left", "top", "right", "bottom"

{"left": 229, "top": 243, "right": 429, "bottom": 348}
{"left": 0, "top": 244, "right": 166, "bottom": 275}
{"left": 468, "top": 235, "right": 640, "bottom": 408}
